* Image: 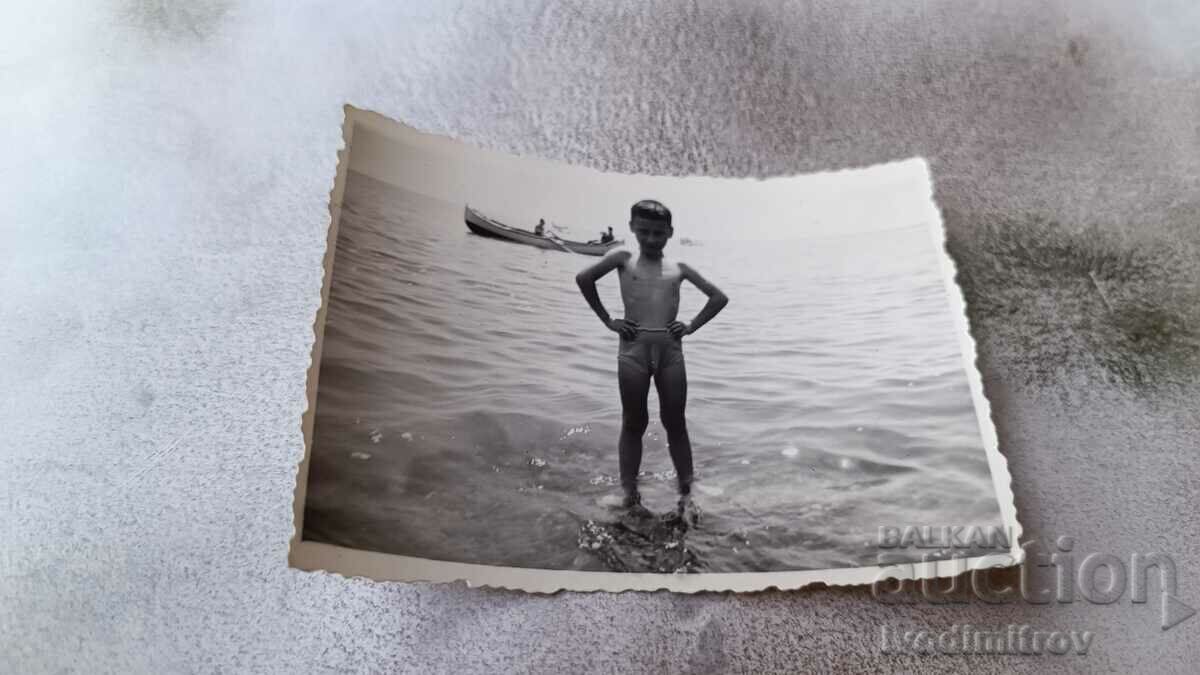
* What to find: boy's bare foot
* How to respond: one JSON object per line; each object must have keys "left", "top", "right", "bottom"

{"left": 676, "top": 494, "right": 700, "bottom": 527}
{"left": 622, "top": 490, "right": 652, "bottom": 518}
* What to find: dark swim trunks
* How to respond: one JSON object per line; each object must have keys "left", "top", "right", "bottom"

{"left": 618, "top": 329, "right": 684, "bottom": 377}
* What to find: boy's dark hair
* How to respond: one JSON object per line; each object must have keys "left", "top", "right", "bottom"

{"left": 631, "top": 199, "right": 671, "bottom": 226}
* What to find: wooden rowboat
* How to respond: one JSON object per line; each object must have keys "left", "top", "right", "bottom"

{"left": 464, "top": 205, "right": 621, "bottom": 256}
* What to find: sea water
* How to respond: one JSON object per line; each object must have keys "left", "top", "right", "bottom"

{"left": 302, "top": 171, "right": 1003, "bottom": 573}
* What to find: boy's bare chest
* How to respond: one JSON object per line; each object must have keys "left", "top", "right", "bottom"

{"left": 619, "top": 263, "right": 682, "bottom": 296}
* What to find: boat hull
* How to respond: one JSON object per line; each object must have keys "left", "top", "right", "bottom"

{"left": 464, "top": 206, "right": 620, "bottom": 256}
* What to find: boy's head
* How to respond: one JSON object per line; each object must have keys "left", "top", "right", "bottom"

{"left": 629, "top": 199, "right": 672, "bottom": 254}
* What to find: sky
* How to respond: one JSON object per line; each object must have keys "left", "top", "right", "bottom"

{"left": 347, "top": 111, "right": 940, "bottom": 243}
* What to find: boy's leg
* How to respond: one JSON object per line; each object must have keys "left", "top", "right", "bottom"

{"left": 617, "top": 359, "right": 651, "bottom": 503}
{"left": 654, "top": 359, "right": 693, "bottom": 495}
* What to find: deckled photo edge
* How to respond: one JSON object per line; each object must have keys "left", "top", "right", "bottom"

{"left": 921, "top": 164, "right": 1024, "bottom": 568}
{"left": 289, "top": 106, "right": 357, "bottom": 567}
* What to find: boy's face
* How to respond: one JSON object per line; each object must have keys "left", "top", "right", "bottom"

{"left": 630, "top": 217, "right": 672, "bottom": 254}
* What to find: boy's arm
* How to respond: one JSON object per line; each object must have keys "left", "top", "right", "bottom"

{"left": 673, "top": 262, "right": 729, "bottom": 336}
{"left": 575, "top": 250, "right": 637, "bottom": 338}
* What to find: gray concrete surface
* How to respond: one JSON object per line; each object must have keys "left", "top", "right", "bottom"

{"left": 3, "top": 1, "right": 1198, "bottom": 672}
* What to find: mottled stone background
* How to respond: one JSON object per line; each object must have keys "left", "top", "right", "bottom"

{"left": 3, "top": 1, "right": 1198, "bottom": 672}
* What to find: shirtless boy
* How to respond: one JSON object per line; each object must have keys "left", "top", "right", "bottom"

{"left": 575, "top": 200, "right": 728, "bottom": 514}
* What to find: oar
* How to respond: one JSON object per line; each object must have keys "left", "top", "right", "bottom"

{"left": 544, "top": 232, "right": 575, "bottom": 254}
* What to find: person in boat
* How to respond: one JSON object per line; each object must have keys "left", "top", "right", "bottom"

{"left": 600, "top": 226, "right": 615, "bottom": 243}
{"left": 574, "top": 199, "right": 728, "bottom": 519}
{"left": 534, "top": 218, "right": 546, "bottom": 236}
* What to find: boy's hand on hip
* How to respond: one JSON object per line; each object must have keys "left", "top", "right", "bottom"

{"left": 668, "top": 321, "right": 691, "bottom": 339}
{"left": 608, "top": 318, "right": 639, "bottom": 339}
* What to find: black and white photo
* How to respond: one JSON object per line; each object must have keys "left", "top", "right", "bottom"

{"left": 290, "top": 107, "right": 1021, "bottom": 591}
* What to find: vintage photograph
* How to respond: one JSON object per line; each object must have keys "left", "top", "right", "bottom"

{"left": 290, "top": 107, "right": 1020, "bottom": 591}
